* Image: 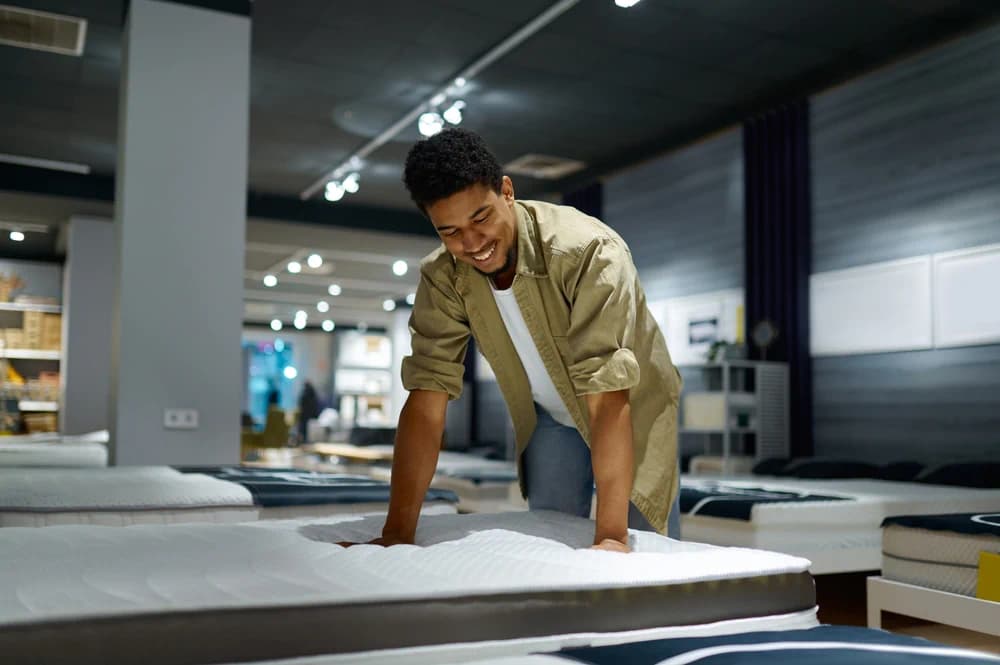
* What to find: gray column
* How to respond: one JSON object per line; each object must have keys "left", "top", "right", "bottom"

{"left": 111, "top": 0, "right": 250, "bottom": 465}
{"left": 61, "top": 216, "right": 115, "bottom": 435}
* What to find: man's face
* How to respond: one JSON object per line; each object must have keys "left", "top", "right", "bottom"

{"left": 426, "top": 176, "right": 517, "bottom": 279}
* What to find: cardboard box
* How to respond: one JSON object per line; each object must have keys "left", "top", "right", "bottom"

{"left": 41, "top": 314, "right": 62, "bottom": 350}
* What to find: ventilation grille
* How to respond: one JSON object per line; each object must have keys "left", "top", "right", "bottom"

{"left": 0, "top": 5, "right": 87, "bottom": 56}
{"left": 504, "top": 154, "right": 586, "bottom": 180}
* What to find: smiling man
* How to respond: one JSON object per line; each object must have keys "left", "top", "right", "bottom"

{"left": 374, "top": 128, "right": 681, "bottom": 551}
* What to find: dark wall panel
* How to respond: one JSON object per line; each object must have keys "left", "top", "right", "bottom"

{"left": 604, "top": 129, "right": 744, "bottom": 301}
{"left": 811, "top": 23, "right": 1000, "bottom": 463}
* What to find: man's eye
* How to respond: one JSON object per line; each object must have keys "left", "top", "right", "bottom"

{"left": 474, "top": 217, "right": 488, "bottom": 224}
{"left": 444, "top": 229, "right": 458, "bottom": 237}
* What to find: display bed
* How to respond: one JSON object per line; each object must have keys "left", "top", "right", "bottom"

{"left": 0, "top": 511, "right": 816, "bottom": 665}
{"left": 176, "top": 466, "right": 460, "bottom": 518}
{"left": 868, "top": 511, "right": 1000, "bottom": 638}
{"left": 679, "top": 477, "right": 1000, "bottom": 574}
{"left": 0, "top": 430, "right": 109, "bottom": 468}
{"left": 0, "top": 466, "right": 256, "bottom": 526}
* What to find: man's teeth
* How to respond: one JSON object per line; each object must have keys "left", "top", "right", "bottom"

{"left": 474, "top": 243, "right": 495, "bottom": 261}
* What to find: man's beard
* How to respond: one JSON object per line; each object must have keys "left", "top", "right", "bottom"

{"left": 474, "top": 247, "right": 516, "bottom": 279}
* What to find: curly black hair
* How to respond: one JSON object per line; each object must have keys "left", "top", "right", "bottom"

{"left": 403, "top": 128, "right": 503, "bottom": 213}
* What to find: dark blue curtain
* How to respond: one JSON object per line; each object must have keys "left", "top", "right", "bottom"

{"left": 563, "top": 181, "right": 603, "bottom": 219}
{"left": 743, "top": 100, "right": 813, "bottom": 458}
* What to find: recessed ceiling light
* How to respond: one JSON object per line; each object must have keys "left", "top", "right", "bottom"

{"left": 614, "top": 0, "right": 641, "bottom": 6}
{"left": 263, "top": 274, "right": 277, "bottom": 287}
{"left": 405, "top": 293, "right": 416, "bottom": 306}
{"left": 324, "top": 181, "right": 345, "bottom": 202}
{"left": 317, "top": 300, "right": 330, "bottom": 313}
{"left": 293, "top": 319, "right": 306, "bottom": 330}
{"left": 383, "top": 299, "right": 397, "bottom": 312}
{"left": 295, "top": 310, "right": 307, "bottom": 320}
{"left": 321, "top": 320, "right": 335, "bottom": 332}
{"left": 9, "top": 231, "right": 24, "bottom": 242}
{"left": 392, "top": 260, "right": 408, "bottom": 276}
{"left": 328, "top": 284, "right": 342, "bottom": 296}
{"left": 307, "top": 254, "right": 323, "bottom": 269}
{"left": 288, "top": 261, "right": 301, "bottom": 274}
{"left": 270, "top": 319, "right": 283, "bottom": 331}
{"left": 283, "top": 366, "right": 298, "bottom": 379}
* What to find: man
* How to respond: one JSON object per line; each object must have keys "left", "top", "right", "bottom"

{"left": 369, "top": 128, "right": 680, "bottom": 552}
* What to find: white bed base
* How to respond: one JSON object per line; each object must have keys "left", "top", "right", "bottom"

{"left": 867, "top": 576, "right": 1000, "bottom": 637}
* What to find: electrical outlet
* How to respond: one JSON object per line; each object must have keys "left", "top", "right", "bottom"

{"left": 164, "top": 408, "right": 199, "bottom": 430}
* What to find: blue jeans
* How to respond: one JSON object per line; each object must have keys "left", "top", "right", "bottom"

{"left": 522, "top": 403, "right": 681, "bottom": 539}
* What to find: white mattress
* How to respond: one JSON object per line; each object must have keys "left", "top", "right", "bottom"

{"left": 882, "top": 516, "right": 1000, "bottom": 596}
{"left": 680, "top": 477, "right": 1000, "bottom": 574}
{"left": 0, "top": 439, "right": 108, "bottom": 468}
{"left": 0, "top": 466, "right": 257, "bottom": 526}
{"left": 0, "top": 510, "right": 811, "bottom": 628}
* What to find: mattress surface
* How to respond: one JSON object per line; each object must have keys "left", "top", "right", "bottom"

{"left": 0, "top": 511, "right": 813, "bottom": 664}
{"left": 0, "top": 466, "right": 254, "bottom": 517}
{"left": 882, "top": 512, "right": 1000, "bottom": 596}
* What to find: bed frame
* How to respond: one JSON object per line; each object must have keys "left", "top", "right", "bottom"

{"left": 867, "top": 576, "right": 1000, "bottom": 637}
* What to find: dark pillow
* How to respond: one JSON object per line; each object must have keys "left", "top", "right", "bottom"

{"left": 784, "top": 459, "right": 880, "bottom": 479}
{"left": 877, "top": 461, "right": 924, "bottom": 482}
{"left": 752, "top": 457, "right": 791, "bottom": 476}
{"left": 916, "top": 462, "right": 1000, "bottom": 489}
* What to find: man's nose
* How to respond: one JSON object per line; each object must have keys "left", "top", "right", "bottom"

{"left": 462, "top": 231, "right": 486, "bottom": 253}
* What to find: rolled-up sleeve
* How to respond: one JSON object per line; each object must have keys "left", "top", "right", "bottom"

{"left": 564, "top": 237, "right": 640, "bottom": 396}
{"left": 400, "top": 268, "right": 470, "bottom": 400}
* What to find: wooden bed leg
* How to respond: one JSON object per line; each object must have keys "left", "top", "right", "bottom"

{"left": 866, "top": 576, "right": 882, "bottom": 629}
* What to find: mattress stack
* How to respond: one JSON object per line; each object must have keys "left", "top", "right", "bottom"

{"left": 882, "top": 512, "right": 1000, "bottom": 597}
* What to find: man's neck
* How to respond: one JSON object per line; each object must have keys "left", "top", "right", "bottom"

{"left": 491, "top": 266, "right": 516, "bottom": 291}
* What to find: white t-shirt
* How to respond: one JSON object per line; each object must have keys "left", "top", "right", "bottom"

{"left": 490, "top": 279, "right": 576, "bottom": 428}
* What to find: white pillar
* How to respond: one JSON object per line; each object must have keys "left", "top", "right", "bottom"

{"left": 389, "top": 308, "right": 412, "bottom": 425}
{"left": 111, "top": 0, "right": 250, "bottom": 465}
{"left": 61, "top": 216, "right": 114, "bottom": 435}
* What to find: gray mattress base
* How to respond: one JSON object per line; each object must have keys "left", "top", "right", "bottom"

{"left": 0, "top": 572, "right": 814, "bottom": 665}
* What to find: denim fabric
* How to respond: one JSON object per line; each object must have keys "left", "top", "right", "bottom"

{"left": 523, "top": 403, "right": 680, "bottom": 539}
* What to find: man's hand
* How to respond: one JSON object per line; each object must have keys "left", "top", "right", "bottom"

{"left": 337, "top": 533, "right": 413, "bottom": 548}
{"left": 591, "top": 537, "right": 631, "bottom": 553}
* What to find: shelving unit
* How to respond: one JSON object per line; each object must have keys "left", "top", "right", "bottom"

{"left": 0, "top": 299, "right": 63, "bottom": 433}
{"left": 0, "top": 303, "right": 61, "bottom": 314}
{"left": 677, "top": 360, "right": 789, "bottom": 471}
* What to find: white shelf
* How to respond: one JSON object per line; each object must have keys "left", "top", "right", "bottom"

{"left": 0, "top": 302, "right": 61, "bottom": 314}
{"left": 18, "top": 401, "right": 59, "bottom": 412}
{"left": 0, "top": 349, "right": 60, "bottom": 360}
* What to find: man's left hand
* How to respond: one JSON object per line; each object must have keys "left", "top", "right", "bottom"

{"left": 591, "top": 537, "right": 631, "bottom": 553}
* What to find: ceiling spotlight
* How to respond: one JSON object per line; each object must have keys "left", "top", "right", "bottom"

{"left": 288, "top": 261, "right": 302, "bottom": 274}
{"left": 9, "top": 231, "right": 24, "bottom": 242}
{"left": 443, "top": 100, "right": 465, "bottom": 125}
{"left": 418, "top": 112, "right": 444, "bottom": 137}
{"left": 324, "top": 180, "right": 345, "bottom": 202}
{"left": 392, "top": 260, "right": 408, "bottom": 277}
{"left": 321, "top": 320, "right": 335, "bottom": 332}
{"left": 348, "top": 156, "right": 363, "bottom": 170}
{"left": 270, "top": 319, "right": 283, "bottom": 331}
{"left": 295, "top": 310, "right": 307, "bottom": 320}
{"left": 328, "top": 283, "right": 342, "bottom": 296}
{"left": 307, "top": 253, "right": 323, "bottom": 269}
{"left": 342, "top": 172, "right": 360, "bottom": 194}
{"left": 454, "top": 77, "right": 467, "bottom": 88}
{"left": 405, "top": 292, "right": 416, "bottom": 306}
{"left": 383, "top": 299, "right": 397, "bottom": 312}
{"left": 317, "top": 300, "right": 330, "bottom": 313}
{"left": 263, "top": 274, "right": 277, "bottom": 288}
{"left": 283, "top": 366, "right": 298, "bottom": 379}
{"left": 614, "top": 0, "right": 641, "bottom": 6}
{"left": 294, "top": 319, "right": 306, "bottom": 330}
{"left": 430, "top": 93, "right": 446, "bottom": 106}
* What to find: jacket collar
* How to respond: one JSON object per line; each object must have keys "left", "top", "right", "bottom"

{"left": 513, "top": 200, "right": 547, "bottom": 278}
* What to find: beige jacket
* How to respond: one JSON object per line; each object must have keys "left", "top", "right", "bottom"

{"left": 401, "top": 200, "right": 680, "bottom": 532}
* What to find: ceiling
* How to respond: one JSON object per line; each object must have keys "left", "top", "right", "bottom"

{"left": 2, "top": 0, "right": 1000, "bottom": 328}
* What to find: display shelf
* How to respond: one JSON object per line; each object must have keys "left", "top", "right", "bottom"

{"left": 18, "top": 401, "right": 59, "bottom": 412}
{"left": 0, "top": 302, "right": 61, "bottom": 314}
{"left": 0, "top": 349, "right": 60, "bottom": 360}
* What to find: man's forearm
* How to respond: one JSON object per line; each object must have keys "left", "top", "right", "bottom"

{"left": 382, "top": 390, "right": 448, "bottom": 543}
{"left": 586, "top": 390, "right": 634, "bottom": 546}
